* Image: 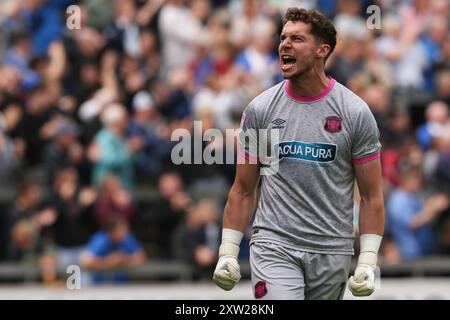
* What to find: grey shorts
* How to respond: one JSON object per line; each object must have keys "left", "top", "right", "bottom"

{"left": 250, "top": 241, "right": 352, "bottom": 300}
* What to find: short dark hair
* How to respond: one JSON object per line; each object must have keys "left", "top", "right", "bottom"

{"left": 8, "top": 30, "right": 29, "bottom": 47}
{"left": 104, "top": 218, "right": 127, "bottom": 232}
{"left": 283, "top": 8, "right": 337, "bottom": 60}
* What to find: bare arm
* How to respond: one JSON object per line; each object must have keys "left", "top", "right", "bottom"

{"left": 410, "top": 193, "right": 450, "bottom": 230}
{"left": 136, "top": 0, "right": 165, "bottom": 27}
{"left": 355, "top": 158, "right": 385, "bottom": 236}
{"left": 45, "top": 41, "right": 66, "bottom": 83}
{"left": 80, "top": 252, "right": 119, "bottom": 270}
{"left": 124, "top": 251, "right": 146, "bottom": 267}
{"left": 80, "top": 251, "right": 146, "bottom": 270}
{"left": 223, "top": 159, "right": 260, "bottom": 233}
{"left": 348, "top": 158, "right": 385, "bottom": 296}
{"left": 213, "top": 158, "right": 260, "bottom": 290}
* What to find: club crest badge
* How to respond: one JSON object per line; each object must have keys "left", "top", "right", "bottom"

{"left": 255, "top": 280, "right": 268, "bottom": 299}
{"left": 324, "top": 116, "right": 342, "bottom": 133}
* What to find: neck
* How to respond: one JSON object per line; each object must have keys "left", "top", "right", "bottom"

{"left": 288, "top": 69, "right": 330, "bottom": 98}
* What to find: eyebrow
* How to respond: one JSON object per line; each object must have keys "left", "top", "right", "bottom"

{"left": 280, "top": 32, "right": 307, "bottom": 39}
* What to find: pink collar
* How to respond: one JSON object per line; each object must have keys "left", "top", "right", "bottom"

{"left": 285, "top": 77, "right": 336, "bottom": 103}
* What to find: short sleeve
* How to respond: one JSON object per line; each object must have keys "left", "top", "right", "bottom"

{"left": 123, "top": 234, "right": 143, "bottom": 254}
{"left": 238, "top": 103, "right": 260, "bottom": 163}
{"left": 352, "top": 105, "right": 382, "bottom": 165}
{"left": 86, "top": 233, "right": 108, "bottom": 257}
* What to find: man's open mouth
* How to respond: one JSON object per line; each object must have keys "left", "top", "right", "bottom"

{"left": 281, "top": 55, "right": 297, "bottom": 69}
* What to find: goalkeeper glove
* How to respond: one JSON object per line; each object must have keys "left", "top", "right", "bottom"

{"left": 213, "top": 228, "right": 243, "bottom": 291}
{"left": 348, "top": 234, "right": 382, "bottom": 297}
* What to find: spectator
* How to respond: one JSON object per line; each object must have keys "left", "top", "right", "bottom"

{"left": 435, "top": 69, "right": 450, "bottom": 106}
{"left": 234, "top": 17, "right": 280, "bottom": 90}
{"left": 94, "top": 174, "right": 137, "bottom": 229}
{"left": 375, "top": 12, "right": 428, "bottom": 90}
{"left": 45, "top": 168, "right": 97, "bottom": 278}
{"left": 20, "top": 84, "right": 56, "bottom": 166}
{"left": 150, "top": 171, "right": 192, "bottom": 259}
{"left": 328, "top": 35, "right": 365, "bottom": 85}
{"left": 229, "top": 0, "right": 269, "bottom": 52}
{"left": 0, "top": 1, "right": 26, "bottom": 50}
{"left": 384, "top": 108, "right": 412, "bottom": 150}
{"left": 362, "top": 84, "right": 391, "bottom": 141}
{"left": 433, "top": 123, "right": 450, "bottom": 255}
{"left": 82, "top": 0, "right": 114, "bottom": 30}
{"left": 416, "top": 101, "right": 449, "bottom": 151}
{"left": 139, "top": 30, "right": 160, "bottom": 85}
{"left": 182, "top": 199, "right": 220, "bottom": 279}
{"left": 6, "top": 181, "right": 56, "bottom": 263}
{"left": 4, "top": 31, "right": 42, "bottom": 90}
{"left": 0, "top": 118, "right": 24, "bottom": 183}
{"left": 333, "top": 0, "right": 367, "bottom": 40}
{"left": 0, "top": 64, "right": 21, "bottom": 99}
{"left": 103, "top": 0, "right": 141, "bottom": 57}
{"left": 90, "top": 103, "right": 139, "bottom": 189}
{"left": 421, "top": 15, "right": 448, "bottom": 92}
{"left": 432, "top": 123, "right": 450, "bottom": 193}
{"left": 22, "top": 0, "right": 69, "bottom": 56}
{"left": 127, "top": 90, "right": 172, "bottom": 181}
{"left": 80, "top": 218, "right": 146, "bottom": 284}
{"left": 387, "top": 167, "right": 449, "bottom": 260}
{"left": 158, "top": 0, "right": 210, "bottom": 75}
{"left": 43, "top": 117, "right": 87, "bottom": 185}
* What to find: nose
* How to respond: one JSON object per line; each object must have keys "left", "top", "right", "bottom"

{"left": 279, "top": 37, "right": 292, "bottom": 51}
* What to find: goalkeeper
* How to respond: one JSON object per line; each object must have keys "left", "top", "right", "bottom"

{"left": 213, "top": 8, "right": 384, "bottom": 300}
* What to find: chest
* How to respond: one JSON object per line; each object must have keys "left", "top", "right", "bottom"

{"left": 261, "top": 104, "right": 353, "bottom": 157}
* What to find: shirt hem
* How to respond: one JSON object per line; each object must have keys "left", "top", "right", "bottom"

{"left": 250, "top": 237, "right": 354, "bottom": 255}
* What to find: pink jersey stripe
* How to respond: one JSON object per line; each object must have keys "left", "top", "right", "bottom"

{"left": 286, "top": 77, "right": 336, "bottom": 103}
{"left": 238, "top": 149, "right": 259, "bottom": 164}
{"left": 352, "top": 152, "right": 380, "bottom": 165}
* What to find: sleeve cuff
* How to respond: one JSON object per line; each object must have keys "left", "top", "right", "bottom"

{"left": 238, "top": 149, "right": 260, "bottom": 164}
{"left": 352, "top": 152, "right": 380, "bottom": 165}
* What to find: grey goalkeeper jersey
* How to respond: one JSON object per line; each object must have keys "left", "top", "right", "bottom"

{"left": 239, "top": 78, "right": 381, "bottom": 255}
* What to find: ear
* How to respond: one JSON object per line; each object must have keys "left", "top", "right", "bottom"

{"left": 316, "top": 43, "right": 331, "bottom": 59}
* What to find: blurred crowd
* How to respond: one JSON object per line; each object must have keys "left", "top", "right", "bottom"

{"left": 0, "top": 0, "right": 449, "bottom": 284}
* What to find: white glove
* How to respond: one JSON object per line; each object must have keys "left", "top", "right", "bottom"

{"left": 348, "top": 254, "right": 376, "bottom": 296}
{"left": 213, "top": 229, "right": 243, "bottom": 291}
{"left": 348, "top": 234, "right": 382, "bottom": 297}
{"left": 213, "top": 254, "right": 241, "bottom": 291}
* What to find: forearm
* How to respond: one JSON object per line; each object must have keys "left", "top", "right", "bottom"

{"left": 82, "top": 257, "right": 112, "bottom": 271}
{"left": 137, "top": 0, "right": 164, "bottom": 25}
{"left": 86, "top": 254, "right": 145, "bottom": 270}
{"left": 45, "top": 41, "right": 66, "bottom": 82}
{"left": 409, "top": 208, "right": 433, "bottom": 230}
{"left": 410, "top": 194, "right": 449, "bottom": 230}
{"left": 125, "top": 252, "right": 146, "bottom": 266}
{"left": 358, "top": 195, "right": 385, "bottom": 236}
{"left": 214, "top": 183, "right": 254, "bottom": 290}
{"left": 223, "top": 183, "right": 258, "bottom": 233}
{"left": 357, "top": 195, "right": 384, "bottom": 268}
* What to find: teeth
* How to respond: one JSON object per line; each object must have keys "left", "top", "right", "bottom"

{"left": 281, "top": 55, "right": 296, "bottom": 65}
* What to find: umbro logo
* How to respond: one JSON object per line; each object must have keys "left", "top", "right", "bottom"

{"left": 271, "top": 118, "right": 286, "bottom": 128}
